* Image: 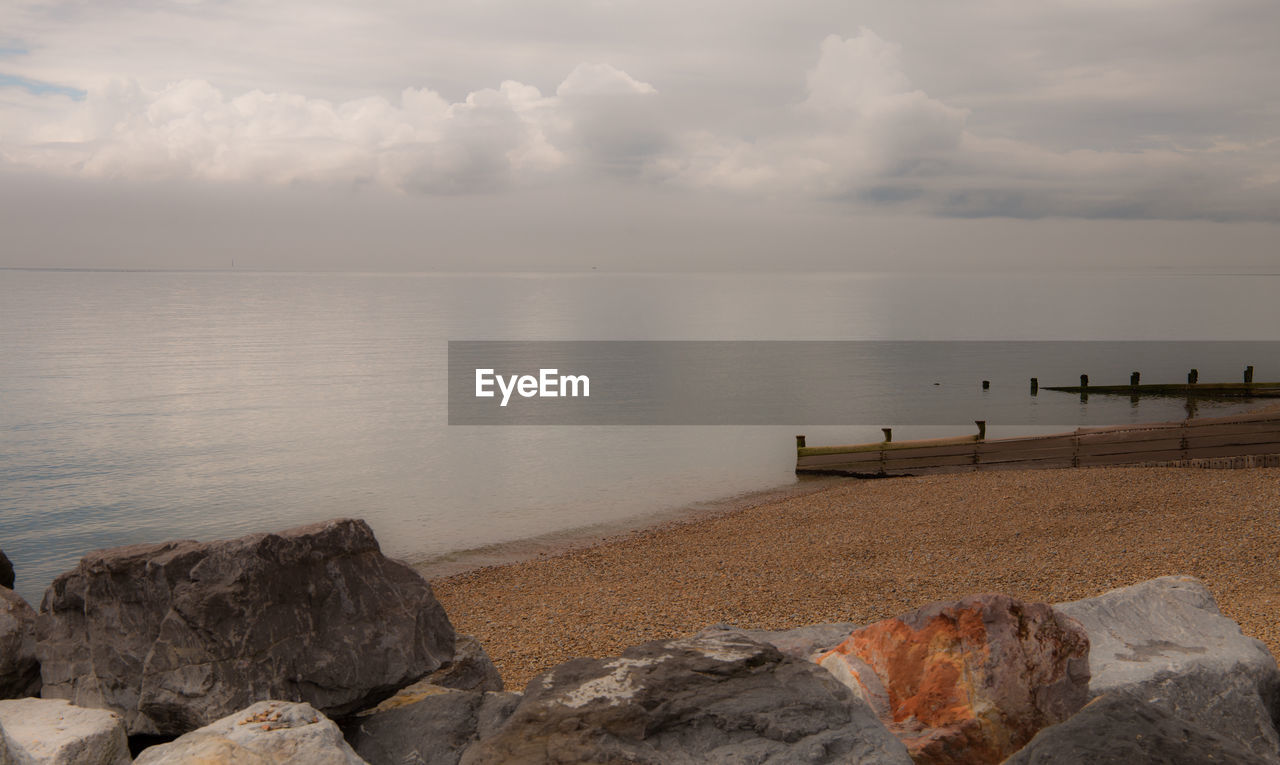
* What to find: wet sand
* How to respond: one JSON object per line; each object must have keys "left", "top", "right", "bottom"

{"left": 430, "top": 466, "right": 1280, "bottom": 690}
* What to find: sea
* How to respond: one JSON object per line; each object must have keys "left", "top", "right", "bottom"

{"left": 3, "top": 269, "right": 1279, "bottom": 605}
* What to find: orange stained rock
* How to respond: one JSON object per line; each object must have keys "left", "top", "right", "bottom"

{"left": 826, "top": 605, "right": 991, "bottom": 729}
{"left": 817, "top": 594, "right": 1090, "bottom": 765}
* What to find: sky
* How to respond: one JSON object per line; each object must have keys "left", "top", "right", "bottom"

{"left": 1, "top": 0, "right": 1278, "bottom": 271}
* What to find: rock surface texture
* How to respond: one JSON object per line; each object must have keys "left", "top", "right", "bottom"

{"left": 462, "top": 630, "right": 911, "bottom": 765}
{"left": 818, "top": 593, "right": 1090, "bottom": 765}
{"left": 0, "top": 551, "right": 13, "bottom": 591}
{"left": 345, "top": 685, "right": 520, "bottom": 765}
{"left": 0, "top": 698, "right": 130, "bottom": 765}
{"left": 37, "top": 518, "right": 455, "bottom": 735}
{"left": 417, "top": 634, "right": 504, "bottom": 693}
{"left": 133, "top": 700, "right": 366, "bottom": 765}
{"left": 701, "top": 621, "right": 860, "bottom": 661}
{"left": 1055, "top": 575, "right": 1280, "bottom": 761}
{"left": 1003, "top": 692, "right": 1276, "bottom": 765}
{"left": 0, "top": 589, "right": 40, "bottom": 699}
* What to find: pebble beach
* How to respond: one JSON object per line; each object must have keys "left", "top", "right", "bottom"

{"left": 431, "top": 466, "right": 1280, "bottom": 690}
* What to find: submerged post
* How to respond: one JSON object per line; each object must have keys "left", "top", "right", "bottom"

{"left": 1080, "top": 374, "right": 1089, "bottom": 388}
{"left": 882, "top": 428, "right": 893, "bottom": 443}
{"left": 796, "top": 435, "right": 806, "bottom": 450}
{"left": 982, "top": 380, "right": 990, "bottom": 390}
{"left": 1188, "top": 369, "right": 1199, "bottom": 385}
{"left": 1245, "top": 366, "right": 1254, "bottom": 384}
{"left": 975, "top": 420, "right": 986, "bottom": 440}
{"left": 1130, "top": 371, "right": 1140, "bottom": 386}
{"left": 1030, "top": 377, "right": 1039, "bottom": 395}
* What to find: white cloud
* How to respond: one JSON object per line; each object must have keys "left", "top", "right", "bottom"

{"left": 646, "top": 29, "right": 1280, "bottom": 221}
{"left": 2, "top": 11, "right": 1279, "bottom": 221}
{"left": 556, "top": 63, "right": 657, "bottom": 97}
{"left": 655, "top": 29, "right": 969, "bottom": 195}
{"left": 2, "top": 68, "right": 656, "bottom": 192}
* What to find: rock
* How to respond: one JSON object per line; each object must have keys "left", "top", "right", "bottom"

{"left": 0, "top": 551, "right": 13, "bottom": 590}
{"left": 37, "top": 518, "right": 455, "bottom": 735}
{"left": 345, "top": 685, "right": 521, "bottom": 765}
{"left": 417, "top": 635, "right": 504, "bottom": 693}
{"left": 473, "top": 692, "right": 521, "bottom": 740}
{"left": 1055, "top": 575, "right": 1280, "bottom": 760}
{"left": 1004, "top": 693, "right": 1276, "bottom": 765}
{"left": 463, "top": 630, "right": 912, "bottom": 764}
{"left": 133, "top": 700, "right": 365, "bottom": 764}
{"left": 0, "top": 698, "right": 130, "bottom": 765}
{"left": 0, "top": 724, "right": 11, "bottom": 765}
{"left": 817, "top": 593, "right": 1090, "bottom": 765}
{"left": 0, "top": 590, "right": 40, "bottom": 699}
{"left": 700, "top": 621, "right": 860, "bottom": 660}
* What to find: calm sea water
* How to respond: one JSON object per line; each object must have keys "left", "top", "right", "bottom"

{"left": 2, "top": 270, "right": 1278, "bottom": 604}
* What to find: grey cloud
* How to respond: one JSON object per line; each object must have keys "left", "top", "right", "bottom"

{"left": 1, "top": 0, "right": 1279, "bottom": 223}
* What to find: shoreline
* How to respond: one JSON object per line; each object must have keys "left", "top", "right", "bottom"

{"left": 417, "top": 399, "right": 1280, "bottom": 584}
{"left": 409, "top": 474, "right": 848, "bottom": 579}
{"left": 431, "top": 464, "right": 1280, "bottom": 690}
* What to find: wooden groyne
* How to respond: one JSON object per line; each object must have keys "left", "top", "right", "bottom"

{"left": 1044, "top": 382, "right": 1280, "bottom": 397}
{"left": 1040, "top": 367, "right": 1280, "bottom": 397}
{"left": 796, "top": 410, "right": 1280, "bottom": 477}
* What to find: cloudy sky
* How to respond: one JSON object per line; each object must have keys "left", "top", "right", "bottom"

{"left": 1, "top": 0, "right": 1278, "bottom": 270}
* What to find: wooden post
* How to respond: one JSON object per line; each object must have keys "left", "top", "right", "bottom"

{"left": 1245, "top": 366, "right": 1254, "bottom": 384}
{"left": 795, "top": 435, "right": 806, "bottom": 450}
{"left": 1080, "top": 374, "right": 1089, "bottom": 388}
{"left": 1188, "top": 369, "right": 1199, "bottom": 385}
{"left": 975, "top": 420, "right": 986, "bottom": 440}
{"left": 981, "top": 380, "right": 990, "bottom": 390}
{"left": 1030, "top": 377, "right": 1038, "bottom": 395}
{"left": 881, "top": 428, "right": 892, "bottom": 443}
{"left": 1130, "top": 371, "right": 1140, "bottom": 386}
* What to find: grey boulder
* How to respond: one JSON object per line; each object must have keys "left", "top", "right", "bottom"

{"left": 1004, "top": 692, "right": 1275, "bottom": 764}
{"left": 1056, "top": 575, "right": 1280, "bottom": 761}
{"left": 700, "top": 621, "right": 859, "bottom": 660}
{"left": 345, "top": 685, "right": 521, "bottom": 765}
{"left": 37, "top": 518, "right": 455, "bottom": 735}
{"left": 462, "top": 630, "right": 911, "bottom": 765}
{"left": 417, "top": 634, "right": 504, "bottom": 693}
{"left": 0, "top": 551, "right": 12, "bottom": 590}
{"left": 0, "top": 697, "right": 130, "bottom": 765}
{"left": 134, "top": 700, "right": 365, "bottom": 764}
{"left": 0, "top": 589, "right": 39, "bottom": 699}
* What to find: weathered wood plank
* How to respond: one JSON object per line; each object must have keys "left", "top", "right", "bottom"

{"left": 798, "top": 435, "right": 978, "bottom": 458}
{"left": 876, "top": 443, "right": 978, "bottom": 460}
{"left": 1075, "top": 420, "right": 1182, "bottom": 435}
{"left": 1078, "top": 437, "right": 1186, "bottom": 456}
{"left": 1182, "top": 421, "right": 1280, "bottom": 439}
{"left": 796, "top": 464, "right": 886, "bottom": 475}
{"left": 976, "top": 450, "right": 1077, "bottom": 466}
{"left": 796, "top": 412, "right": 1280, "bottom": 476}
{"left": 882, "top": 453, "right": 978, "bottom": 470}
{"left": 1078, "top": 449, "right": 1187, "bottom": 466}
{"left": 797, "top": 451, "right": 883, "bottom": 468}
{"left": 1076, "top": 428, "right": 1186, "bottom": 446}
{"left": 977, "top": 436, "right": 1076, "bottom": 463}
{"left": 1183, "top": 443, "right": 1280, "bottom": 460}
{"left": 882, "top": 464, "right": 979, "bottom": 476}
{"left": 978, "top": 434, "right": 1076, "bottom": 452}
{"left": 1186, "top": 433, "right": 1280, "bottom": 450}
{"left": 975, "top": 458, "right": 1075, "bottom": 472}
{"left": 1188, "top": 412, "right": 1280, "bottom": 427}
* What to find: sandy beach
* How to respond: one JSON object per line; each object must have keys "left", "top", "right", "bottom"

{"left": 431, "top": 465, "right": 1280, "bottom": 690}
